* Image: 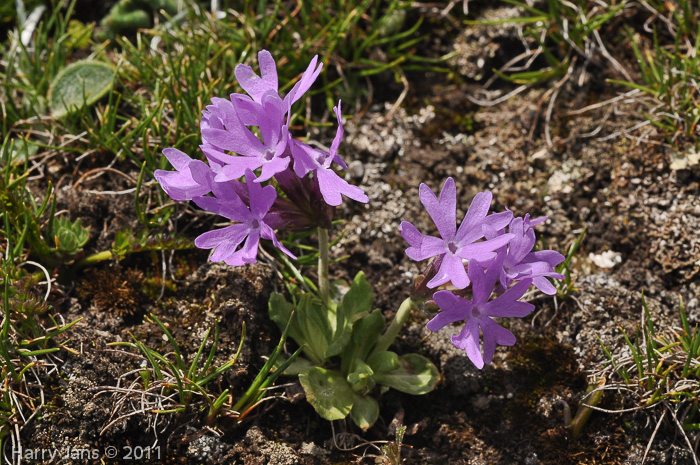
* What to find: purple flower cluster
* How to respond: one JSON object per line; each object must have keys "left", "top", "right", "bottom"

{"left": 155, "top": 51, "right": 368, "bottom": 266}
{"left": 400, "top": 178, "right": 564, "bottom": 369}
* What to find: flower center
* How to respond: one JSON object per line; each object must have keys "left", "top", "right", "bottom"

{"left": 315, "top": 152, "right": 327, "bottom": 165}
{"left": 471, "top": 305, "right": 482, "bottom": 319}
{"left": 447, "top": 241, "right": 458, "bottom": 254}
{"left": 249, "top": 218, "right": 260, "bottom": 229}
{"left": 263, "top": 149, "right": 276, "bottom": 161}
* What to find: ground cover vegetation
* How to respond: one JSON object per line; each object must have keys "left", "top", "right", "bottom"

{"left": 1, "top": 0, "right": 700, "bottom": 463}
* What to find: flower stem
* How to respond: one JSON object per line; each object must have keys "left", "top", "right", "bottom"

{"left": 371, "top": 297, "right": 416, "bottom": 357}
{"left": 569, "top": 377, "right": 606, "bottom": 440}
{"left": 318, "top": 228, "right": 330, "bottom": 306}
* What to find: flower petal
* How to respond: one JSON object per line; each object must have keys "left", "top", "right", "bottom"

{"left": 316, "top": 167, "right": 368, "bottom": 206}
{"left": 234, "top": 50, "right": 278, "bottom": 102}
{"left": 289, "top": 139, "right": 318, "bottom": 177}
{"left": 458, "top": 233, "right": 514, "bottom": 262}
{"left": 524, "top": 250, "right": 565, "bottom": 268}
{"left": 239, "top": 230, "right": 261, "bottom": 264}
{"left": 400, "top": 222, "right": 446, "bottom": 261}
{"left": 419, "top": 178, "right": 457, "bottom": 239}
{"left": 483, "top": 279, "right": 535, "bottom": 317}
{"left": 201, "top": 126, "right": 264, "bottom": 157}
{"left": 154, "top": 150, "right": 212, "bottom": 201}
{"left": 193, "top": 194, "right": 250, "bottom": 222}
{"left": 480, "top": 318, "right": 516, "bottom": 366}
{"left": 428, "top": 290, "right": 472, "bottom": 331}
{"left": 455, "top": 191, "right": 493, "bottom": 243}
{"left": 452, "top": 319, "right": 483, "bottom": 369}
{"left": 284, "top": 55, "right": 323, "bottom": 105}
{"left": 260, "top": 223, "right": 297, "bottom": 260}
{"left": 250, "top": 184, "right": 278, "bottom": 218}
{"left": 532, "top": 276, "right": 558, "bottom": 295}
{"left": 213, "top": 157, "right": 264, "bottom": 183}
{"left": 195, "top": 223, "right": 249, "bottom": 252}
{"left": 468, "top": 259, "right": 493, "bottom": 304}
{"left": 329, "top": 101, "right": 344, "bottom": 161}
{"left": 256, "top": 155, "right": 290, "bottom": 183}
{"left": 428, "top": 252, "right": 469, "bottom": 289}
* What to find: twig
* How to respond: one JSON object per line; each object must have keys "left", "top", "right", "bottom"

{"left": 467, "top": 85, "right": 529, "bottom": 107}
{"left": 642, "top": 409, "right": 666, "bottom": 464}
{"left": 666, "top": 403, "right": 700, "bottom": 465}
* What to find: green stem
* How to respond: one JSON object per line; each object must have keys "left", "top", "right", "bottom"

{"left": 73, "top": 250, "right": 113, "bottom": 271}
{"left": 318, "top": 228, "right": 330, "bottom": 306}
{"left": 569, "top": 377, "right": 606, "bottom": 440}
{"left": 371, "top": 297, "right": 416, "bottom": 357}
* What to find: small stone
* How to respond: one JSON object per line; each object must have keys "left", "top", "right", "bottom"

{"left": 347, "top": 160, "right": 364, "bottom": 180}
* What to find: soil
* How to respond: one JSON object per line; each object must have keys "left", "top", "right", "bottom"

{"left": 12, "top": 2, "right": 700, "bottom": 464}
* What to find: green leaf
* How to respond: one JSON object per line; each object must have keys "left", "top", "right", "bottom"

{"left": 350, "top": 394, "right": 379, "bottom": 430}
{"left": 352, "top": 310, "right": 386, "bottom": 362}
{"left": 347, "top": 359, "right": 375, "bottom": 395}
{"left": 342, "top": 271, "right": 374, "bottom": 322}
{"left": 324, "top": 273, "right": 373, "bottom": 357}
{"left": 299, "top": 367, "right": 354, "bottom": 421}
{"left": 367, "top": 350, "right": 400, "bottom": 374}
{"left": 268, "top": 293, "right": 308, "bottom": 358}
{"left": 65, "top": 19, "right": 94, "bottom": 49}
{"left": 298, "top": 294, "right": 331, "bottom": 364}
{"left": 49, "top": 60, "right": 115, "bottom": 119}
{"left": 2, "top": 139, "right": 39, "bottom": 166}
{"left": 276, "top": 355, "right": 314, "bottom": 376}
{"left": 341, "top": 309, "right": 386, "bottom": 375}
{"left": 374, "top": 354, "right": 439, "bottom": 395}
{"left": 54, "top": 217, "right": 90, "bottom": 255}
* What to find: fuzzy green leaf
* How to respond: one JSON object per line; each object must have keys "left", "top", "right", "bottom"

{"left": 374, "top": 354, "right": 439, "bottom": 395}
{"left": 341, "top": 271, "right": 374, "bottom": 323}
{"left": 49, "top": 60, "right": 115, "bottom": 119}
{"left": 341, "top": 309, "right": 386, "bottom": 375}
{"left": 268, "top": 293, "right": 310, "bottom": 359}
{"left": 299, "top": 367, "right": 354, "bottom": 421}
{"left": 350, "top": 394, "right": 379, "bottom": 430}
{"left": 367, "top": 350, "right": 400, "bottom": 374}
{"left": 297, "top": 294, "right": 331, "bottom": 364}
{"left": 280, "top": 355, "right": 314, "bottom": 376}
{"left": 324, "top": 272, "right": 373, "bottom": 357}
{"left": 347, "top": 359, "right": 375, "bottom": 395}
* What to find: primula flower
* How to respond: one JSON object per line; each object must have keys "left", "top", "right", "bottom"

{"left": 156, "top": 50, "right": 369, "bottom": 267}
{"left": 427, "top": 259, "right": 535, "bottom": 369}
{"left": 484, "top": 215, "right": 565, "bottom": 295}
{"left": 153, "top": 148, "right": 213, "bottom": 201}
{"left": 233, "top": 50, "right": 322, "bottom": 107}
{"left": 200, "top": 95, "right": 290, "bottom": 183}
{"left": 289, "top": 102, "right": 368, "bottom": 206}
{"left": 193, "top": 170, "right": 296, "bottom": 266}
{"left": 399, "top": 177, "right": 514, "bottom": 289}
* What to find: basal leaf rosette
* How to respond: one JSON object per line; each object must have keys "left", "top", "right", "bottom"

{"left": 269, "top": 272, "right": 439, "bottom": 429}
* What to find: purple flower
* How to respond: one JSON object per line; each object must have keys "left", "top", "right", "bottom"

{"left": 200, "top": 95, "right": 290, "bottom": 183}
{"left": 233, "top": 50, "right": 279, "bottom": 104}
{"left": 289, "top": 102, "right": 368, "bottom": 206}
{"left": 198, "top": 50, "right": 326, "bottom": 185}
{"left": 153, "top": 148, "right": 213, "bottom": 201}
{"left": 233, "top": 50, "right": 322, "bottom": 107}
{"left": 193, "top": 170, "right": 296, "bottom": 266}
{"left": 399, "top": 178, "right": 514, "bottom": 289}
{"left": 427, "top": 259, "right": 535, "bottom": 369}
{"left": 484, "top": 215, "right": 565, "bottom": 295}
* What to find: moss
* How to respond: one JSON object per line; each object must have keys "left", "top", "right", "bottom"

{"left": 77, "top": 266, "right": 145, "bottom": 316}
